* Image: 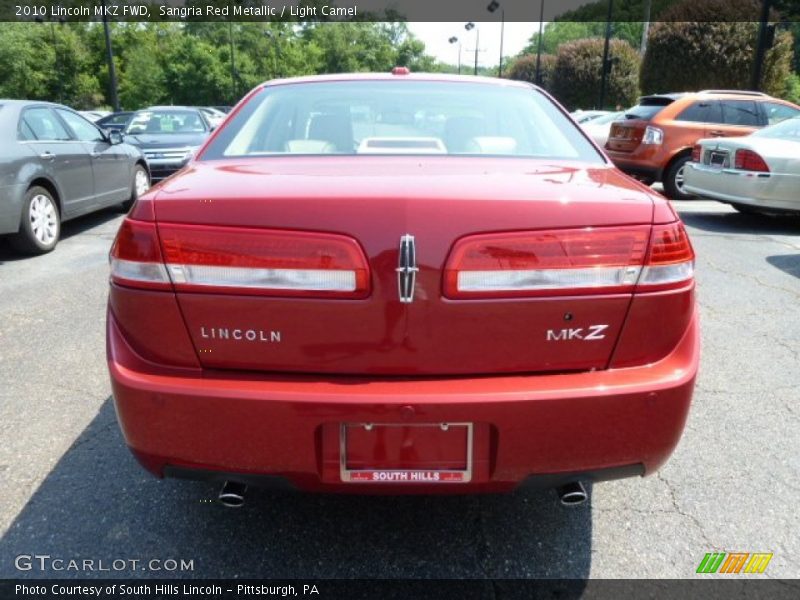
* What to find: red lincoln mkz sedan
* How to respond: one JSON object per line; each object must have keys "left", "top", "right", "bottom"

{"left": 107, "top": 71, "right": 698, "bottom": 506}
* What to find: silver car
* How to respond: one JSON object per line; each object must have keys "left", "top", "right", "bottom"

{"left": 0, "top": 100, "right": 150, "bottom": 254}
{"left": 684, "top": 116, "right": 800, "bottom": 215}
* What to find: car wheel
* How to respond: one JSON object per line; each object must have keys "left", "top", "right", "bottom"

{"left": 9, "top": 186, "right": 61, "bottom": 254}
{"left": 121, "top": 164, "right": 150, "bottom": 212}
{"left": 663, "top": 155, "right": 696, "bottom": 201}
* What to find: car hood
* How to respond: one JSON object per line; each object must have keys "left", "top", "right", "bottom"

{"left": 124, "top": 133, "right": 208, "bottom": 149}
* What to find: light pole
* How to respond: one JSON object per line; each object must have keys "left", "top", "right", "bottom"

{"left": 265, "top": 29, "right": 284, "bottom": 79}
{"left": 487, "top": 1, "right": 504, "bottom": 77}
{"left": 35, "top": 16, "right": 65, "bottom": 104}
{"left": 448, "top": 36, "right": 461, "bottom": 75}
{"left": 465, "top": 22, "right": 479, "bottom": 76}
{"left": 229, "top": 22, "right": 237, "bottom": 103}
{"left": 599, "top": 0, "right": 614, "bottom": 109}
{"left": 535, "top": 0, "right": 546, "bottom": 85}
{"left": 100, "top": 0, "right": 119, "bottom": 111}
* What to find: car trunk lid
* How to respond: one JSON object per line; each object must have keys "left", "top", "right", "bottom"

{"left": 150, "top": 157, "right": 656, "bottom": 376}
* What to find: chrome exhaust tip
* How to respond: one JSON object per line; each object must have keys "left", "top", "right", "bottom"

{"left": 557, "top": 481, "right": 588, "bottom": 506}
{"left": 218, "top": 481, "right": 247, "bottom": 508}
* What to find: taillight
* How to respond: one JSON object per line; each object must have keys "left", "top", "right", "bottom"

{"left": 692, "top": 144, "right": 702, "bottom": 162}
{"left": 642, "top": 126, "right": 664, "bottom": 145}
{"left": 638, "top": 222, "right": 695, "bottom": 290}
{"left": 734, "top": 149, "right": 770, "bottom": 172}
{"left": 158, "top": 223, "right": 370, "bottom": 298}
{"left": 443, "top": 226, "right": 650, "bottom": 298}
{"left": 109, "top": 219, "right": 171, "bottom": 290}
{"left": 443, "top": 223, "right": 694, "bottom": 299}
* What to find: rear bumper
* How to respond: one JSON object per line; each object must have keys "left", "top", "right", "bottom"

{"left": 605, "top": 148, "right": 666, "bottom": 182}
{"left": 0, "top": 183, "right": 26, "bottom": 235}
{"left": 108, "top": 310, "right": 699, "bottom": 494}
{"left": 684, "top": 164, "right": 800, "bottom": 211}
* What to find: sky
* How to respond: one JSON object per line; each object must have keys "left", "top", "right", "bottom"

{"left": 407, "top": 22, "right": 542, "bottom": 69}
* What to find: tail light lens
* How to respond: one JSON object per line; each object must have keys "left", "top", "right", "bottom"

{"left": 642, "top": 126, "right": 664, "bottom": 145}
{"left": 443, "top": 223, "right": 694, "bottom": 299}
{"left": 638, "top": 222, "right": 695, "bottom": 290}
{"left": 158, "top": 223, "right": 370, "bottom": 298}
{"left": 734, "top": 149, "right": 770, "bottom": 172}
{"left": 109, "top": 219, "right": 171, "bottom": 290}
{"left": 692, "top": 144, "right": 702, "bottom": 162}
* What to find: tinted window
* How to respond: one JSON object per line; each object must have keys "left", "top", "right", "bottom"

{"left": 100, "top": 113, "right": 131, "bottom": 126}
{"left": 125, "top": 110, "right": 208, "bottom": 134}
{"left": 56, "top": 109, "right": 105, "bottom": 142}
{"left": 623, "top": 97, "right": 675, "bottom": 121}
{"left": 676, "top": 101, "right": 723, "bottom": 124}
{"left": 762, "top": 102, "right": 800, "bottom": 126}
{"left": 722, "top": 100, "right": 761, "bottom": 126}
{"left": 20, "top": 107, "right": 71, "bottom": 141}
{"left": 203, "top": 81, "right": 604, "bottom": 162}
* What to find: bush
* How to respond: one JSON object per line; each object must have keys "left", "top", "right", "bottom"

{"left": 550, "top": 38, "right": 641, "bottom": 110}
{"left": 641, "top": 0, "right": 794, "bottom": 96}
{"left": 505, "top": 53, "right": 556, "bottom": 91}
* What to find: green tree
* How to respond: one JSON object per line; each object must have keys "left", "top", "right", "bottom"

{"left": 551, "top": 38, "right": 641, "bottom": 110}
{"left": 505, "top": 54, "right": 557, "bottom": 91}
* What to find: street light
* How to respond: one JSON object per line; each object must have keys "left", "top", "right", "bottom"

{"left": 486, "top": 1, "right": 504, "bottom": 77}
{"left": 465, "top": 22, "right": 479, "bottom": 76}
{"left": 101, "top": 0, "right": 120, "bottom": 112}
{"left": 598, "top": 0, "right": 614, "bottom": 109}
{"left": 535, "top": 0, "right": 545, "bottom": 85}
{"left": 448, "top": 36, "right": 461, "bottom": 75}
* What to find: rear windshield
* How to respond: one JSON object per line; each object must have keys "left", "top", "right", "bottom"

{"left": 201, "top": 81, "right": 605, "bottom": 162}
{"left": 624, "top": 97, "right": 676, "bottom": 121}
{"left": 125, "top": 110, "right": 207, "bottom": 135}
{"left": 751, "top": 116, "right": 800, "bottom": 140}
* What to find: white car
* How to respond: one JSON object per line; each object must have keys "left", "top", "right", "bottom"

{"left": 570, "top": 110, "right": 611, "bottom": 124}
{"left": 580, "top": 111, "right": 624, "bottom": 146}
{"left": 684, "top": 116, "right": 800, "bottom": 214}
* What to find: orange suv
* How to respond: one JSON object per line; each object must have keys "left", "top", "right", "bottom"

{"left": 605, "top": 90, "right": 800, "bottom": 199}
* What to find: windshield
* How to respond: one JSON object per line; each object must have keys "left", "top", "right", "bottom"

{"left": 751, "top": 116, "right": 800, "bottom": 141}
{"left": 589, "top": 111, "right": 625, "bottom": 125}
{"left": 201, "top": 80, "right": 605, "bottom": 162}
{"left": 125, "top": 110, "right": 207, "bottom": 135}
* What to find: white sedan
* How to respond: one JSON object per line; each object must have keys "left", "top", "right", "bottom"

{"left": 579, "top": 111, "right": 624, "bottom": 147}
{"left": 684, "top": 117, "right": 800, "bottom": 214}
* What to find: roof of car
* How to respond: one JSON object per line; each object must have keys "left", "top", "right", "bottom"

{"left": 143, "top": 106, "right": 202, "bottom": 111}
{"left": 259, "top": 72, "right": 535, "bottom": 90}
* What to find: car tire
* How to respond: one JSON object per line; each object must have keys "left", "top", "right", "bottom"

{"left": 121, "top": 164, "right": 150, "bottom": 212}
{"left": 9, "top": 186, "right": 61, "bottom": 255}
{"left": 663, "top": 155, "right": 696, "bottom": 201}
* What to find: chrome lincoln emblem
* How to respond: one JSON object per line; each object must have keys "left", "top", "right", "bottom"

{"left": 396, "top": 234, "right": 419, "bottom": 303}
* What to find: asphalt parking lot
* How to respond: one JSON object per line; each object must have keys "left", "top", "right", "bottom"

{"left": 0, "top": 200, "right": 799, "bottom": 579}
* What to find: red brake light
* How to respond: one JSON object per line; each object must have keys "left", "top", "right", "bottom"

{"left": 691, "top": 144, "right": 702, "bottom": 162}
{"left": 443, "top": 226, "right": 650, "bottom": 298}
{"left": 638, "top": 222, "right": 695, "bottom": 290}
{"left": 158, "top": 224, "right": 370, "bottom": 298}
{"left": 109, "top": 219, "right": 171, "bottom": 290}
{"left": 443, "top": 223, "right": 694, "bottom": 299}
{"left": 734, "top": 149, "right": 769, "bottom": 172}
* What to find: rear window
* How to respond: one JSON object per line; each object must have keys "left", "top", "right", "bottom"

{"left": 125, "top": 110, "right": 208, "bottom": 135}
{"left": 201, "top": 81, "right": 605, "bottom": 162}
{"left": 623, "top": 97, "right": 676, "bottom": 121}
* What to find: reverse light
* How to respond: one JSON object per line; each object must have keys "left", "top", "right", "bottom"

{"left": 109, "top": 219, "right": 171, "bottom": 290}
{"left": 158, "top": 224, "right": 370, "bottom": 298}
{"left": 443, "top": 223, "right": 694, "bottom": 299}
{"left": 734, "top": 149, "right": 770, "bottom": 173}
{"left": 642, "top": 126, "right": 664, "bottom": 145}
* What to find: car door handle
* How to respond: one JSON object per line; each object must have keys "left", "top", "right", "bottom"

{"left": 708, "top": 131, "right": 725, "bottom": 137}
{"left": 40, "top": 151, "right": 56, "bottom": 160}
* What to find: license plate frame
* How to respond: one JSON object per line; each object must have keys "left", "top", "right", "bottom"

{"left": 709, "top": 151, "right": 728, "bottom": 168}
{"left": 339, "top": 422, "right": 474, "bottom": 483}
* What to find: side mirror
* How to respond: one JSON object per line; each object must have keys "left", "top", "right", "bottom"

{"left": 108, "top": 130, "right": 124, "bottom": 145}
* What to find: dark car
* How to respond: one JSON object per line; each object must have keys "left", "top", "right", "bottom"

{"left": 122, "top": 107, "right": 212, "bottom": 182}
{"left": 96, "top": 111, "right": 133, "bottom": 132}
{"left": 0, "top": 100, "right": 150, "bottom": 254}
